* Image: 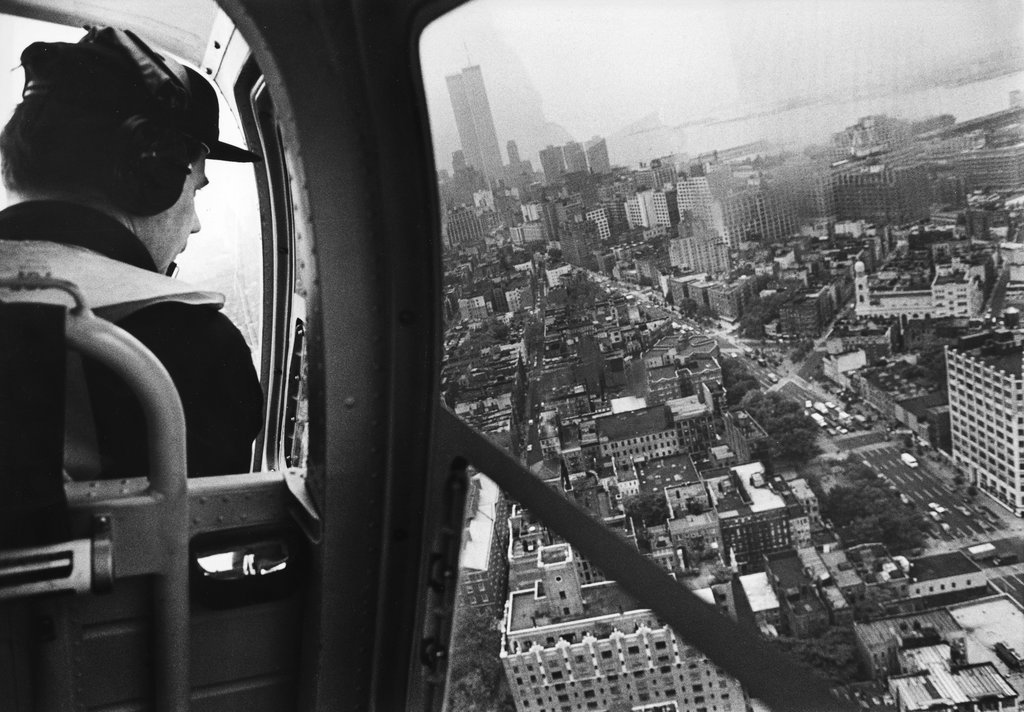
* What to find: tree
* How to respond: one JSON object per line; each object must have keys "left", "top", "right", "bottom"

{"left": 819, "top": 462, "right": 930, "bottom": 554}
{"left": 446, "top": 603, "right": 515, "bottom": 712}
{"left": 624, "top": 490, "right": 669, "bottom": 528}
{"left": 739, "top": 291, "right": 790, "bottom": 338}
{"left": 721, "top": 357, "right": 762, "bottom": 405}
{"left": 740, "top": 391, "right": 821, "bottom": 463}
{"left": 772, "top": 626, "right": 860, "bottom": 684}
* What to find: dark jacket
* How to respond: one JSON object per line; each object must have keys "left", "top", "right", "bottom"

{"left": 0, "top": 201, "right": 263, "bottom": 477}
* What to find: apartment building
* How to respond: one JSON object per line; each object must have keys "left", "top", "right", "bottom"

{"left": 946, "top": 330, "right": 1024, "bottom": 516}
{"left": 501, "top": 543, "right": 748, "bottom": 712}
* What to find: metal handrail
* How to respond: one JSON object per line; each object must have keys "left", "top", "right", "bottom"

{"left": 1, "top": 276, "right": 190, "bottom": 712}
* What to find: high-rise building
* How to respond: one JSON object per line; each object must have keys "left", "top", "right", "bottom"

{"left": 585, "top": 136, "right": 611, "bottom": 174}
{"left": 677, "top": 174, "right": 730, "bottom": 244}
{"left": 560, "top": 218, "right": 600, "bottom": 270}
{"left": 501, "top": 543, "right": 748, "bottom": 712}
{"left": 585, "top": 207, "right": 610, "bottom": 242}
{"left": 832, "top": 162, "right": 930, "bottom": 225}
{"left": 452, "top": 149, "right": 466, "bottom": 173}
{"left": 507, "top": 140, "right": 521, "bottom": 167}
{"left": 947, "top": 330, "right": 1024, "bottom": 516}
{"left": 446, "top": 65, "right": 504, "bottom": 182}
{"left": 954, "top": 143, "right": 1024, "bottom": 192}
{"left": 443, "top": 205, "right": 483, "bottom": 248}
{"left": 539, "top": 145, "right": 566, "bottom": 184}
{"left": 563, "top": 141, "right": 588, "bottom": 173}
{"left": 718, "top": 188, "right": 800, "bottom": 245}
{"left": 669, "top": 221, "right": 731, "bottom": 276}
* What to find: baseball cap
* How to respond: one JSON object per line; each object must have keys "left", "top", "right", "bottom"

{"left": 19, "top": 26, "right": 260, "bottom": 163}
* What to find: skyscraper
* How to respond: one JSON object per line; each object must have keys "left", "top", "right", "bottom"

{"left": 585, "top": 136, "right": 611, "bottom": 174}
{"left": 446, "top": 65, "right": 504, "bottom": 183}
{"left": 562, "top": 141, "right": 588, "bottom": 173}
{"left": 506, "top": 140, "right": 520, "bottom": 167}
{"left": 539, "top": 145, "right": 566, "bottom": 185}
{"left": 947, "top": 331, "right": 1024, "bottom": 516}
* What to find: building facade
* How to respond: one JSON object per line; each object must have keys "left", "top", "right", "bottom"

{"left": 946, "top": 330, "right": 1024, "bottom": 516}
{"left": 501, "top": 544, "right": 748, "bottom": 712}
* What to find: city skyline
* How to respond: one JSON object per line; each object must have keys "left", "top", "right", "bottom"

{"left": 421, "top": 0, "right": 1023, "bottom": 170}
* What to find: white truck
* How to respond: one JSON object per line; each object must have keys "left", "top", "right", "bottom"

{"left": 900, "top": 452, "right": 918, "bottom": 468}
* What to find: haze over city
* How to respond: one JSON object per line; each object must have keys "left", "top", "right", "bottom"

{"left": 421, "top": 0, "right": 1024, "bottom": 169}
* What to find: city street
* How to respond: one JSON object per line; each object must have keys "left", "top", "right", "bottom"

{"left": 858, "top": 444, "right": 1024, "bottom": 607}
{"left": 860, "top": 444, "right": 999, "bottom": 540}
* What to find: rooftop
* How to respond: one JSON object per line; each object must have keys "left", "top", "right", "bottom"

{"left": 507, "top": 580, "right": 642, "bottom": 633}
{"left": 910, "top": 552, "right": 983, "bottom": 583}
{"left": 765, "top": 549, "right": 805, "bottom": 590}
{"left": 933, "top": 271, "right": 969, "bottom": 286}
{"left": 608, "top": 396, "right": 648, "bottom": 414}
{"left": 854, "top": 609, "right": 962, "bottom": 650}
{"left": 666, "top": 394, "right": 712, "bottom": 420}
{"left": 596, "top": 405, "right": 673, "bottom": 441}
{"left": 889, "top": 661, "right": 1016, "bottom": 710}
{"left": 953, "top": 330, "right": 1024, "bottom": 376}
{"left": 948, "top": 594, "right": 1024, "bottom": 676}
{"left": 788, "top": 478, "right": 816, "bottom": 501}
{"left": 460, "top": 474, "right": 500, "bottom": 571}
{"left": 638, "top": 454, "right": 701, "bottom": 490}
{"left": 739, "top": 572, "right": 780, "bottom": 613}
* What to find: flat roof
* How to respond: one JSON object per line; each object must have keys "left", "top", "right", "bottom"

{"left": 788, "top": 478, "right": 816, "bottom": 499}
{"left": 854, "top": 609, "right": 962, "bottom": 650}
{"left": 739, "top": 572, "right": 779, "bottom": 613}
{"left": 889, "top": 661, "right": 1016, "bottom": 710}
{"left": 507, "top": 580, "right": 642, "bottom": 633}
{"left": 609, "top": 396, "right": 648, "bottom": 414}
{"left": 643, "top": 454, "right": 701, "bottom": 488}
{"left": 460, "top": 475, "right": 500, "bottom": 571}
{"left": 910, "top": 552, "right": 982, "bottom": 583}
{"left": 747, "top": 483, "right": 786, "bottom": 513}
{"left": 948, "top": 595, "right": 1024, "bottom": 676}
{"left": 597, "top": 405, "right": 673, "bottom": 441}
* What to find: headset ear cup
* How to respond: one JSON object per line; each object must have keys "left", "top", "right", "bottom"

{"left": 108, "top": 115, "right": 190, "bottom": 216}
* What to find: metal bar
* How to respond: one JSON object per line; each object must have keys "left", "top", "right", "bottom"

{"left": 437, "top": 408, "right": 856, "bottom": 712}
{"left": 0, "top": 539, "right": 90, "bottom": 597}
{"left": 65, "top": 310, "right": 189, "bottom": 712}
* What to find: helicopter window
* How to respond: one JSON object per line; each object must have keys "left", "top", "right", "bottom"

{"left": 421, "top": 0, "right": 1023, "bottom": 709}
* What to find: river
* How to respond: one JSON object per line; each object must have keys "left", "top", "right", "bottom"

{"left": 681, "top": 70, "right": 1024, "bottom": 155}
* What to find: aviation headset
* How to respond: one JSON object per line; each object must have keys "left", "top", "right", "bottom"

{"left": 22, "top": 27, "right": 196, "bottom": 216}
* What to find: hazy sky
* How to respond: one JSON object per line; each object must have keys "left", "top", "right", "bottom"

{"left": 420, "top": 0, "right": 1024, "bottom": 169}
